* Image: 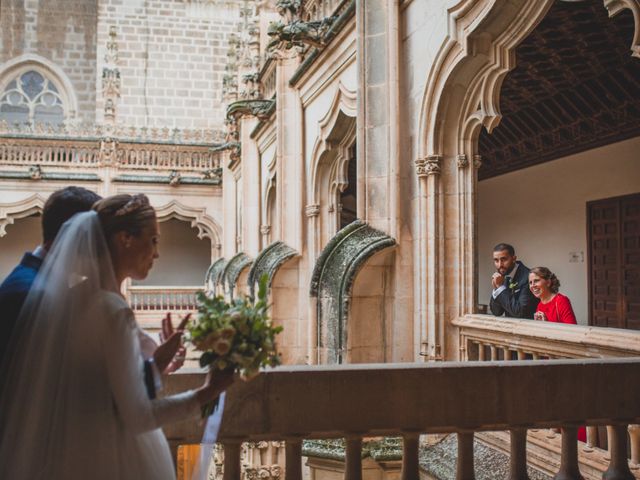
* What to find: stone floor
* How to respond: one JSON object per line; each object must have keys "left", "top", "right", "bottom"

{"left": 419, "top": 434, "right": 551, "bottom": 480}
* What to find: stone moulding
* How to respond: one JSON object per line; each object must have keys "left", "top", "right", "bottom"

{"left": 111, "top": 174, "right": 221, "bottom": 186}
{"left": 309, "top": 219, "right": 396, "bottom": 364}
{"left": 205, "top": 257, "right": 227, "bottom": 293}
{"left": 222, "top": 252, "right": 254, "bottom": 298}
{"left": 0, "top": 193, "right": 45, "bottom": 237}
{"left": 0, "top": 170, "right": 100, "bottom": 182}
{"left": 247, "top": 241, "right": 299, "bottom": 298}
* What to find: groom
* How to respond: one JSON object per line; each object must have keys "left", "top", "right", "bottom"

{"left": 489, "top": 243, "right": 539, "bottom": 319}
{"left": 0, "top": 187, "right": 183, "bottom": 398}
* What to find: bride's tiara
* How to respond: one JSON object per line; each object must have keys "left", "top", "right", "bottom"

{"left": 114, "top": 194, "right": 150, "bottom": 217}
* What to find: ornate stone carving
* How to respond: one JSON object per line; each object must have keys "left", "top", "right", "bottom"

{"left": 226, "top": 99, "right": 276, "bottom": 121}
{"left": 222, "top": 252, "right": 254, "bottom": 298}
{"left": 309, "top": 220, "right": 396, "bottom": 364}
{"left": 415, "top": 155, "right": 442, "bottom": 177}
{"left": 305, "top": 203, "right": 320, "bottom": 217}
{"left": 260, "top": 224, "right": 271, "bottom": 235}
{"left": 247, "top": 241, "right": 299, "bottom": 297}
{"left": 267, "top": 17, "right": 336, "bottom": 51}
{"left": 473, "top": 154, "right": 482, "bottom": 169}
{"left": 28, "top": 165, "right": 42, "bottom": 180}
{"left": 102, "top": 27, "right": 121, "bottom": 123}
{"left": 457, "top": 154, "right": 469, "bottom": 168}
{"left": 168, "top": 170, "right": 181, "bottom": 186}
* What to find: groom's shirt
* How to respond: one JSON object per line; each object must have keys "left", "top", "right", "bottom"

{"left": 0, "top": 252, "right": 43, "bottom": 366}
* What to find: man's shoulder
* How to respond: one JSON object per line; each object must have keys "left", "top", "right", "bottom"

{"left": 0, "top": 258, "right": 39, "bottom": 296}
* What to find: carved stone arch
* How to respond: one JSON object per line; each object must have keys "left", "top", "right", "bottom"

{"left": 605, "top": 0, "right": 640, "bottom": 57}
{"left": 0, "top": 54, "right": 80, "bottom": 121}
{"left": 205, "top": 257, "right": 227, "bottom": 295}
{"left": 309, "top": 220, "right": 396, "bottom": 364}
{"left": 309, "top": 82, "right": 357, "bottom": 206}
{"left": 0, "top": 194, "right": 46, "bottom": 237}
{"left": 222, "top": 252, "right": 253, "bottom": 299}
{"left": 247, "top": 241, "right": 299, "bottom": 298}
{"left": 155, "top": 200, "right": 222, "bottom": 258}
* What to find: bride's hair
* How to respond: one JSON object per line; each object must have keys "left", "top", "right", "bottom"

{"left": 93, "top": 194, "right": 156, "bottom": 238}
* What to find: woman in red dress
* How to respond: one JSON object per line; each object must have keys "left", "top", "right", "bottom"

{"left": 528, "top": 267, "right": 577, "bottom": 324}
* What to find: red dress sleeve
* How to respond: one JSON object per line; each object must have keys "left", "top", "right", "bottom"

{"left": 556, "top": 294, "right": 577, "bottom": 324}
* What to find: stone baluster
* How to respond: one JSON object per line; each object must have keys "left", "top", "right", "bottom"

{"left": 508, "top": 428, "right": 529, "bottom": 480}
{"left": 223, "top": 441, "right": 242, "bottom": 480}
{"left": 456, "top": 432, "right": 475, "bottom": 479}
{"left": 490, "top": 345, "right": 498, "bottom": 361}
{"left": 285, "top": 439, "right": 302, "bottom": 480}
{"left": 502, "top": 347, "right": 510, "bottom": 360}
{"left": 603, "top": 425, "right": 634, "bottom": 479}
{"left": 554, "top": 427, "right": 584, "bottom": 480}
{"left": 628, "top": 424, "right": 640, "bottom": 468}
{"left": 478, "top": 343, "right": 486, "bottom": 361}
{"left": 345, "top": 437, "right": 362, "bottom": 480}
{"left": 517, "top": 350, "right": 526, "bottom": 360}
{"left": 582, "top": 426, "right": 598, "bottom": 453}
{"left": 401, "top": 433, "right": 420, "bottom": 480}
{"left": 532, "top": 352, "right": 540, "bottom": 360}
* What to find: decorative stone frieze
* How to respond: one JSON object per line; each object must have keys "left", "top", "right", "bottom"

{"left": 247, "top": 241, "right": 299, "bottom": 297}
{"left": 309, "top": 220, "right": 396, "bottom": 364}
{"left": 102, "top": 27, "right": 121, "bottom": 124}
{"left": 415, "top": 155, "right": 442, "bottom": 177}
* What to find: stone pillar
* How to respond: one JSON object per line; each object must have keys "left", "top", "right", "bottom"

{"left": 223, "top": 151, "right": 239, "bottom": 258}
{"left": 275, "top": 52, "right": 303, "bottom": 253}
{"left": 240, "top": 116, "right": 261, "bottom": 257}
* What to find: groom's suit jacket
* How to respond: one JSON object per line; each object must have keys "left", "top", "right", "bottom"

{"left": 0, "top": 252, "right": 157, "bottom": 398}
{"left": 489, "top": 260, "right": 539, "bottom": 319}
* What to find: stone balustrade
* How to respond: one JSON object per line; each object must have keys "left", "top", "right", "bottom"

{"left": 165, "top": 360, "right": 640, "bottom": 479}
{"left": 0, "top": 134, "right": 223, "bottom": 175}
{"left": 128, "top": 286, "right": 201, "bottom": 312}
{"left": 453, "top": 314, "right": 640, "bottom": 361}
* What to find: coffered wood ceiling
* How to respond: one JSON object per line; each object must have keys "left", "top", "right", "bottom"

{"left": 478, "top": 1, "right": 640, "bottom": 180}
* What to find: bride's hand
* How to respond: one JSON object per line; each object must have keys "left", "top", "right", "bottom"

{"left": 196, "top": 369, "right": 235, "bottom": 406}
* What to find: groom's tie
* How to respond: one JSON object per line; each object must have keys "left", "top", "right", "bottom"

{"left": 505, "top": 275, "right": 512, "bottom": 287}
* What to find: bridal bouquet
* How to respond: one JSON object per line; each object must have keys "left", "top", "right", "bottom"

{"left": 187, "top": 274, "right": 282, "bottom": 416}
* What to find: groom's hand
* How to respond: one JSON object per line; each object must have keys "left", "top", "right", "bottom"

{"left": 154, "top": 313, "right": 190, "bottom": 373}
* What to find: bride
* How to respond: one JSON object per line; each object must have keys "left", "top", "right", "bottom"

{"left": 0, "top": 194, "right": 232, "bottom": 480}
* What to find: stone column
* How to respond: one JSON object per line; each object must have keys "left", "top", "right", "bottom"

{"left": 240, "top": 116, "right": 261, "bottom": 257}
{"left": 275, "top": 52, "right": 303, "bottom": 253}
{"left": 223, "top": 151, "right": 239, "bottom": 258}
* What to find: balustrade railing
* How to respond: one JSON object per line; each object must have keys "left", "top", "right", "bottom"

{"left": 453, "top": 314, "right": 640, "bottom": 360}
{"left": 0, "top": 135, "right": 223, "bottom": 174}
{"left": 128, "top": 286, "right": 200, "bottom": 312}
{"left": 166, "top": 360, "right": 640, "bottom": 480}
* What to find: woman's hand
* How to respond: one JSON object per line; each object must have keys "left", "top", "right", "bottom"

{"left": 534, "top": 311, "right": 547, "bottom": 321}
{"left": 196, "top": 369, "right": 235, "bottom": 406}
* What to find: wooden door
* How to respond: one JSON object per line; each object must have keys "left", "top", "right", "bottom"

{"left": 588, "top": 193, "right": 640, "bottom": 329}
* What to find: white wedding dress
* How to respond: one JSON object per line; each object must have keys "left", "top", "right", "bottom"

{"left": 0, "top": 212, "right": 199, "bottom": 480}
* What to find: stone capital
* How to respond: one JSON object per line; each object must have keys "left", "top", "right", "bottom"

{"left": 473, "top": 154, "right": 482, "bottom": 169}
{"left": 457, "top": 154, "right": 469, "bottom": 168}
{"left": 305, "top": 204, "right": 320, "bottom": 217}
{"left": 260, "top": 224, "right": 271, "bottom": 234}
{"left": 415, "top": 155, "right": 442, "bottom": 177}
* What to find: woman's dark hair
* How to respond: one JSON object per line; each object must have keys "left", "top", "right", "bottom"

{"left": 530, "top": 266, "right": 561, "bottom": 293}
{"left": 42, "top": 187, "right": 102, "bottom": 244}
{"left": 92, "top": 194, "right": 156, "bottom": 239}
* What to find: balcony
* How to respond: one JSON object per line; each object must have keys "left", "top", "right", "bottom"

{"left": 165, "top": 316, "right": 640, "bottom": 479}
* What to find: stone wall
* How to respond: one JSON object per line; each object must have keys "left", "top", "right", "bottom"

{"left": 96, "top": 0, "right": 244, "bottom": 129}
{"left": 0, "top": 0, "right": 99, "bottom": 123}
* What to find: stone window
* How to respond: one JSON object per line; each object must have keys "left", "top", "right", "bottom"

{"left": 0, "top": 70, "right": 65, "bottom": 126}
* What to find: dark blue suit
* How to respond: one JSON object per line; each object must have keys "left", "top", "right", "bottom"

{"left": 0, "top": 253, "right": 42, "bottom": 365}
{"left": 0, "top": 252, "right": 157, "bottom": 398}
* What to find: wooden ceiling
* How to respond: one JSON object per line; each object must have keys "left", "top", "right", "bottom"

{"left": 478, "top": 1, "right": 640, "bottom": 180}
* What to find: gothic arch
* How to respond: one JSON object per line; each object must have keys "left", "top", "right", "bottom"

{"left": 222, "top": 252, "right": 253, "bottom": 299}
{"left": 205, "top": 257, "right": 227, "bottom": 296}
{"left": 155, "top": 200, "right": 222, "bottom": 258}
{"left": 247, "top": 241, "right": 299, "bottom": 297}
{"left": 0, "top": 54, "right": 79, "bottom": 123}
{"left": 414, "top": 0, "right": 640, "bottom": 361}
{"left": 0, "top": 194, "right": 46, "bottom": 237}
